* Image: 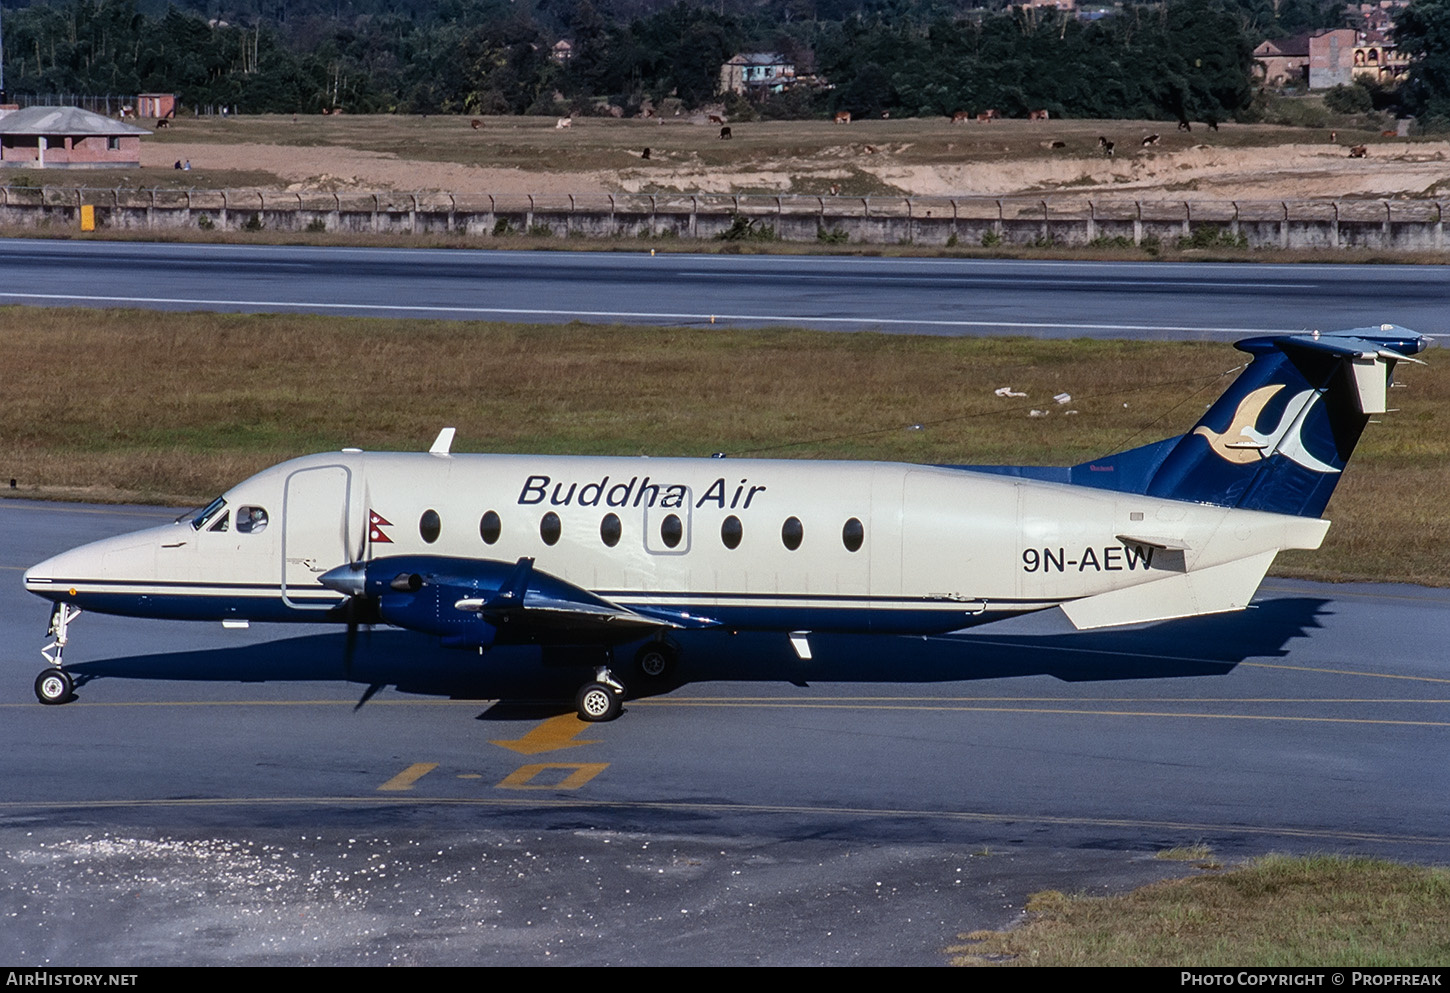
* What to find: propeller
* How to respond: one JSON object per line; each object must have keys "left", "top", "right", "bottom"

{"left": 326, "top": 482, "right": 379, "bottom": 676}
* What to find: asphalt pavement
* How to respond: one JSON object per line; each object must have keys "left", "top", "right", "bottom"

{"left": 2, "top": 499, "right": 1446, "bottom": 965}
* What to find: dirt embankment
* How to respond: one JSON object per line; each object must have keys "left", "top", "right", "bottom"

{"left": 142, "top": 123, "right": 1450, "bottom": 200}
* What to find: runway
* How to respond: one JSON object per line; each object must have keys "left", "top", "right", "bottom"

{"left": 2, "top": 499, "right": 1447, "bottom": 964}
{"left": 3, "top": 238, "right": 1449, "bottom": 336}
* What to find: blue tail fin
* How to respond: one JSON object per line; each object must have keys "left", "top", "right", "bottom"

{"left": 1074, "top": 326, "right": 1426, "bottom": 517}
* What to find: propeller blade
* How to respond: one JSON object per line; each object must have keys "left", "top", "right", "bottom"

{"left": 343, "top": 611, "right": 359, "bottom": 676}
{"left": 353, "top": 682, "right": 384, "bottom": 712}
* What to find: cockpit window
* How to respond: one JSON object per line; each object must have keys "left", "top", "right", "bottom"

{"left": 188, "top": 497, "right": 227, "bottom": 531}
{"left": 207, "top": 511, "right": 230, "bottom": 532}
{"left": 236, "top": 507, "right": 269, "bottom": 534}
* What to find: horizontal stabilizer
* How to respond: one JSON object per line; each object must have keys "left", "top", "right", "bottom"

{"left": 1059, "top": 550, "right": 1277, "bottom": 630}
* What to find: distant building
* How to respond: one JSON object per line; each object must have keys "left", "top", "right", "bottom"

{"left": 719, "top": 53, "right": 796, "bottom": 97}
{"left": 1254, "top": 33, "right": 1311, "bottom": 87}
{"left": 552, "top": 40, "right": 574, "bottom": 63}
{"left": 0, "top": 106, "right": 151, "bottom": 168}
{"left": 1309, "top": 27, "right": 1410, "bottom": 88}
{"left": 137, "top": 93, "right": 177, "bottom": 119}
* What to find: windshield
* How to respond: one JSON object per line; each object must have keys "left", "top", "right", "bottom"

{"left": 185, "top": 496, "right": 227, "bottom": 531}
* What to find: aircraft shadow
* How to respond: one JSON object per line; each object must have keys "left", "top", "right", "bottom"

{"left": 65, "top": 596, "right": 1331, "bottom": 715}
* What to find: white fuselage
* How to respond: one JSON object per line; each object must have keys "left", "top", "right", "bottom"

{"left": 24, "top": 450, "right": 1329, "bottom": 634}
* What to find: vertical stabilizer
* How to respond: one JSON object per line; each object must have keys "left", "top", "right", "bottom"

{"left": 1137, "top": 327, "right": 1425, "bottom": 517}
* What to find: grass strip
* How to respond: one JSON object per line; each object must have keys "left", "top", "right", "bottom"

{"left": 947, "top": 854, "right": 1450, "bottom": 966}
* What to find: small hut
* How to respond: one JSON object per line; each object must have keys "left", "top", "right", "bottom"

{"left": 0, "top": 106, "right": 151, "bottom": 169}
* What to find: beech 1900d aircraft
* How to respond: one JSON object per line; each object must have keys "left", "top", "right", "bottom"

{"left": 24, "top": 326, "right": 1426, "bottom": 721}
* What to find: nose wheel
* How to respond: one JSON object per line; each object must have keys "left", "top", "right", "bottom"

{"left": 36, "top": 603, "right": 81, "bottom": 706}
{"left": 575, "top": 665, "right": 625, "bottom": 722}
{"left": 35, "top": 669, "right": 75, "bottom": 705}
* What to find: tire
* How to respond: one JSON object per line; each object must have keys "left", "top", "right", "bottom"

{"left": 575, "top": 682, "right": 621, "bottom": 722}
{"left": 634, "top": 642, "right": 677, "bottom": 681}
{"left": 35, "top": 669, "right": 74, "bottom": 705}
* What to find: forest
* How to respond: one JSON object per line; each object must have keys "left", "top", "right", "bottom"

{"left": 0, "top": 0, "right": 1382, "bottom": 123}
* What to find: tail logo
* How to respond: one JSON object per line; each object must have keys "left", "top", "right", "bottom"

{"left": 1194, "top": 385, "right": 1340, "bottom": 475}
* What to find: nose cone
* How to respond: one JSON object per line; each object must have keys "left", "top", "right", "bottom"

{"left": 23, "top": 528, "right": 165, "bottom": 603}
{"left": 318, "top": 562, "right": 367, "bottom": 597}
{"left": 23, "top": 559, "right": 49, "bottom": 595}
{"left": 23, "top": 548, "right": 83, "bottom": 600}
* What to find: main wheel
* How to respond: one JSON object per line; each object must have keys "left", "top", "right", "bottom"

{"left": 634, "top": 642, "right": 677, "bottom": 681}
{"left": 35, "top": 669, "right": 74, "bottom": 705}
{"left": 575, "top": 681, "right": 621, "bottom": 722}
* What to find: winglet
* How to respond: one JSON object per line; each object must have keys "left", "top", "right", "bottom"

{"left": 429, "top": 427, "right": 456, "bottom": 456}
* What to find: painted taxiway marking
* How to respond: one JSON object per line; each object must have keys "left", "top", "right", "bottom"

{"left": 377, "top": 762, "right": 437, "bottom": 792}
{"left": 0, "top": 291, "right": 1286, "bottom": 335}
{"left": 623, "top": 698, "right": 1450, "bottom": 727}
{"left": 1241, "top": 661, "right": 1450, "bottom": 684}
{"left": 496, "top": 763, "right": 609, "bottom": 790}
{"left": 490, "top": 713, "right": 601, "bottom": 755}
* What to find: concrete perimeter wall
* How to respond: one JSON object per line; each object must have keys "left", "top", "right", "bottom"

{"left": 2, "top": 187, "right": 1446, "bottom": 251}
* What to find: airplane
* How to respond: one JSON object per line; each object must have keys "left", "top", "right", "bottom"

{"left": 23, "top": 326, "right": 1426, "bottom": 721}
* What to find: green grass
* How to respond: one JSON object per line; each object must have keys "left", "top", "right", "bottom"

{"left": 1, "top": 306, "right": 1445, "bottom": 584}
{"left": 947, "top": 855, "right": 1450, "bottom": 966}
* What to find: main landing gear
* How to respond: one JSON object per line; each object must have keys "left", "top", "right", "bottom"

{"left": 35, "top": 603, "right": 80, "bottom": 705}
{"left": 571, "top": 640, "right": 679, "bottom": 722}
{"left": 575, "top": 665, "right": 625, "bottom": 723}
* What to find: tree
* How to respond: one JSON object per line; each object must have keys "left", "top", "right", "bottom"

{"left": 1396, "top": 0, "right": 1450, "bottom": 123}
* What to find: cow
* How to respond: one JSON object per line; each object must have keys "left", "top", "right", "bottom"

{"left": 834, "top": 111, "right": 852, "bottom": 124}
{"left": 1330, "top": 130, "right": 1339, "bottom": 143}
{"left": 976, "top": 109, "right": 997, "bottom": 123}
{"left": 1028, "top": 109, "right": 1049, "bottom": 122}
{"left": 641, "top": 147, "right": 651, "bottom": 160}
{"left": 719, "top": 126, "right": 732, "bottom": 140}
{"left": 1047, "top": 140, "right": 1066, "bottom": 149}
{"left": 863, "top": 144, "right": 877, "bottom": 154}
{"left": 951, "top": 111, "right": 970, "bottom": 124}
{"left": 708, "top": 114, "right": 725, "bottom": 125}
{"left": 555, "top": 117, "right": 572, "bottom": 129}
{"left": 1177, "top": 120, "right": 1192, "bottom": 132}
{"left": 471, "top": 119, "right": 483, "bottom": 130}
{"left": 1098, "top": 136, "right": 1115, "bottom": 157}
{"left": 1381, "top": 129, "right": 1397, "bottom": 137}
{"left": 1142, "top": 133, "right": 1160, "bottom": 147}
{"left": 1349, "top": 145, "right": 1368, "bottom": 158}
{"left": 156, "top": 119, "right": 171, "bottom": 129}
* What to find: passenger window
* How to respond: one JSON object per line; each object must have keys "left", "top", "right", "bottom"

{"left": 236, "top": 507, "right": 268, "bottom": 534}
{"left": 721, "top": 515, "right": 742, "bottom": 549}
{"left": 601, "top": 513, "right": 621, "bottom": 547}
{"left": 842, "top": 517, "right": 864, "bottom": 552}
{"left": 541, "top": 512, "right": 561, "bottom": 546}
{"left": 420, "top": 509, "right": 441, "bottom": 543}
{"left": 480, "top": 510, "right": 501, "bottom": 544}
{"left": 782, "top": 516, "right": 803, "bottom": 551}
{"left": 661, "top": 514, "right": 682, "bottom": 549}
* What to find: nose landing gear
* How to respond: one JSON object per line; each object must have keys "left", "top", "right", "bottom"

{"left": 35, "top": 669, "right": 74, "bottom": 705}
{"left": 35, "top": 602, "right": 81, "bottom": 705}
